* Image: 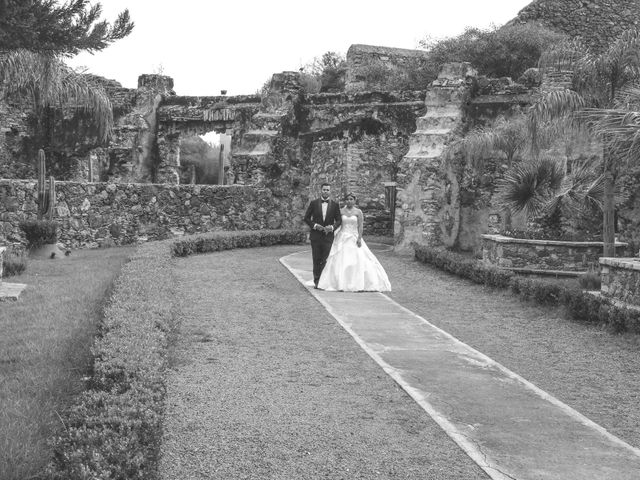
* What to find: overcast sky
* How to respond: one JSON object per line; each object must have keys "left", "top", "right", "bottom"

{"left": 67, "top": 0, "right": 532, "bottom": 96}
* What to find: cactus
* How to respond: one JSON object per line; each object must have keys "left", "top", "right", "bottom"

{"left": 36, "top": 149, "right": 56, "bottom": 220}
{"left": 37, "top": 149, "right": 46, "bottom": 220}
{"left": 46, "top": 175, "right": 55, "bottom": 221}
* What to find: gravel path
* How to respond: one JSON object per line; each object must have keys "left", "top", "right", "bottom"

{"left": 159, "top": 245, "right": 488, "bottom": 480}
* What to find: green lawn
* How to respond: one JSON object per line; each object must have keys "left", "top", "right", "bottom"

{"left": 0, "top": 245, "right": 135, "bottom": 480}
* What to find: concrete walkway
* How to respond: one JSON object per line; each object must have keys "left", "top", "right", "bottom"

{"left": 280, "top": 250, "right": 640, "bottom": 480}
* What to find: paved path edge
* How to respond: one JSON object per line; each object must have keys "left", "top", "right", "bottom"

{"left": 279, "top": 250, "right": 640, "bottom": 480}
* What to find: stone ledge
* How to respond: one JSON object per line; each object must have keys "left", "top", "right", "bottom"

{"left": 506, "top": 267, "right": 582, "bottom": 277}
{"left": 599, "top": 257, "right": 640, "bottom": 271}
{"left": 588, "top": 290, "right": 640, "bottom": 313}
{"left": 482, "top": 234, "right": 629, "bottom": 248}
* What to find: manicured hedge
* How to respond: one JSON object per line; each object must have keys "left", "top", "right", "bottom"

{"left": 171, "top": 229, "right": 307, "bottom": 257}
{"left": 46, "top": 229, "right": 307, "bottom": 479}
{"left": 46, "top": 241, "right": 176, "bottom": 479}
{"left": 412, "top": 243, "right": 640, "bottom": 334}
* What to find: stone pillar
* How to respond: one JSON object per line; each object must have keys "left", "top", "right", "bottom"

{"left": 394, "top": 62, "right": 476, "bottom": 253}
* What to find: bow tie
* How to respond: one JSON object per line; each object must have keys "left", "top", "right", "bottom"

{"left": 321, "top": 199, "right": 329, "bottom": 203}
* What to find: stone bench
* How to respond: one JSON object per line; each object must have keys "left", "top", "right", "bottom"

{"left": 482, "top": 234, "right": 628, "bottom": 274}
{"left": 600, "top": 257, "right": 640, "bottom": 306}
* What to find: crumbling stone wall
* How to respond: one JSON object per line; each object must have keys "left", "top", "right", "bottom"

{"left": 345, "top": 44, "right": 432, "bottom": 92}
{"left": 0, "top": 179, "right": 294, "bottom": 248}
{"left": 509, "top": 0, "right": 640, "bottom": 52}
{"left": 0, "top": 93, "right": 33, "bottom": 179}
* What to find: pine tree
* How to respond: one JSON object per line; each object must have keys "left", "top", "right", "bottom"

{"left": 0, "top": 0, "right": 133, "bottom": 56}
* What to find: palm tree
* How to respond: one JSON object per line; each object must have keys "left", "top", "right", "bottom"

{"left": 527, "top": 29, "right": 640, "bottom": 256}
{"left": 496, "top": 155, "right": 610, "bottom": 237}
{"left": 0, "top": 49, "right": 113, "bottom": 149}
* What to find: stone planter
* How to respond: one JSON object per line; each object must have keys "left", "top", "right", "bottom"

{"left": 599, "top": 257, "right": 640, "bottom": 306}
{"left": 481, "top": 234, "right": 628, "bottom": 273}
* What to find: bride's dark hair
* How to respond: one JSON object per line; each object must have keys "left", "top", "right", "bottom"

{"left": 343, "top": 192, "right": 357, "bottom": 202}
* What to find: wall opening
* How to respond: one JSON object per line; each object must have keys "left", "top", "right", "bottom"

{"left": 178, "top": 131, "right": 232, "bottom": 185}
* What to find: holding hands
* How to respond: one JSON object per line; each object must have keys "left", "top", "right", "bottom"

{"left": 314, "top": 224, "right": 334, "bottom": 234}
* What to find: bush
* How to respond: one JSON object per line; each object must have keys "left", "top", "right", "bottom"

{"left": 46, "top": 241, "right": 176, "bottom": 479}
{"left": 19, "top": 219, "right": 58, "bottom": 248}
{"left": 578, "top": 269, "right": 601, "bottom": 290}
{"left": 420, "top": 23, "right": 568, "bottom": 80}
{"left": 2, "top": 247, "right": 27, "bottom": 277}
{"left": 413, "top": 242, "right": 640, "bottom": 333}
{"left": 171, "top": 229, "right": 306, "bottom": 257}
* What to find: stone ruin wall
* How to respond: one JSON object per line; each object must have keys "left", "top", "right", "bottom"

{"left": 0, "top": 180, "right": 291, "bottom": 248}
{"left": 345, "top": 44, "right": 432, "bottom": 92}
{"left": 509, "top": 0, "right": 640, "bottom": 52}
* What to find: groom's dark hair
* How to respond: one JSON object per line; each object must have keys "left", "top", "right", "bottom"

{"left": 321, "top": 182, "right": 331, "bottom": 188}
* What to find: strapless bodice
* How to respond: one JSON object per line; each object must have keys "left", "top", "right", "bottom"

{"left": 341, "top": 215, "right": 359, "bottom": 235}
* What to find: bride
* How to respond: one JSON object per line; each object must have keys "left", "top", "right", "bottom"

{"left": 317, "top": 193, "right": 391, "bottom": 292}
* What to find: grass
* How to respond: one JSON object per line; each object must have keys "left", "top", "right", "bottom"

{"left": 0, "top": 245, "right": 136, "bottom": 480}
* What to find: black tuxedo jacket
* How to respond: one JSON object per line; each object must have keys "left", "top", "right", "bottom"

{"left": 303, "top": 198, "right": 342, "bottom": 243}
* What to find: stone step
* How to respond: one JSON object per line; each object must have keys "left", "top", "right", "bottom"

{"left": 403, "top": 148, "right": 445, "bottom": 160}
{"left": 232, "top": 150, "right": 270, "bottom": 158}
{"left": 243, "top": 130, "right": 279, "bottom": 138}
{"left": 416, "top": 115, "right": 458, "bottom": 131}
{"left": 413, "top": 128, "right": 451, "bottom": 136}
{"left": 252, "top": 112, "right": 285, "bottom": 129}
{"left": 423, "top": 104, "right": 461, "bottom": 117}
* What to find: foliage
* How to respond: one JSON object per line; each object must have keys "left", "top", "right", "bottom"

{"left": 528, "top": 28, "right": 640, "bottom": 255}
{"left": 2, "top": 247, "right": 27, "bottom": 277}
{"left": 302, "top": 51, "right": 346, "bottom": 92}
{"left": 171, "top": 229, "right": 307, "bottom": 257}
{"left": 0, "top": 50, "right": 114, "bottom": 144}
{"left": 298, "top": 73, "right": 322, "bottom": 94}
{"left": 412, "top": 243, "right": 640, "bottom": 334}
{"left": 458, "top": 114, "right": 530, "bottom": 171}
{"left": 46, "top": 242, "right": 175, "bottom": 480}
{"left": 178, "top": 136, "right": 221, "bottom": 184}
{"left": 355, "top": 59, "right": 436, "bottom": 91}
{"left": 578, "top": 268, "right": 602, "bottom": 290}
{"left": 419, "top": 23, "right": 567, "bottom": 80}
{"left": 0, "top": 0, "right": 133, "bottom": 56}
{"left": 19, "top": 219, "right": 57, "bottom": 247}
{"left": 0, "top": 246, "right": 134, "bottom": 480}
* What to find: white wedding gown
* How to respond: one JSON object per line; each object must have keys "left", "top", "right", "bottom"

{"left": 317, "top": 215, "right": 391, "bottom": 292}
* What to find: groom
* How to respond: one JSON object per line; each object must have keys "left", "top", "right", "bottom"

{"left": 303, "top": 182, "right": 342, "bottom": 288}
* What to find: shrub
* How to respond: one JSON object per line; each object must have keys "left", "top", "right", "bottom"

{"left": 19, "top": 219, "right": 58, "bottom": 248}
{"left": 2, "top": 247, "right": 27, "bottom": 277}
{"left": 355, "top": 60, "right": 436, "bottom": 91}
{"left": 578, "top": 269, "right": 601, "bottom": 290}
{"left": 171, "top": 229, "right": 306, "bottom": 257}
{"left": 413, "top": 242, "right": 640, "bottom": 333}
{"left": 46, "top": 241, "right": 176, "bottom": 479}
{"left": 420, "top": 23, "right": 568, "bottom": 80}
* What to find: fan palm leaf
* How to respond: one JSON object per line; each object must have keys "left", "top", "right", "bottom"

{"left": 497, "top": 156, "right": 565, "bottom": 218}
{"left": 0, "top": 49, "right": 113, "bottom": 143}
